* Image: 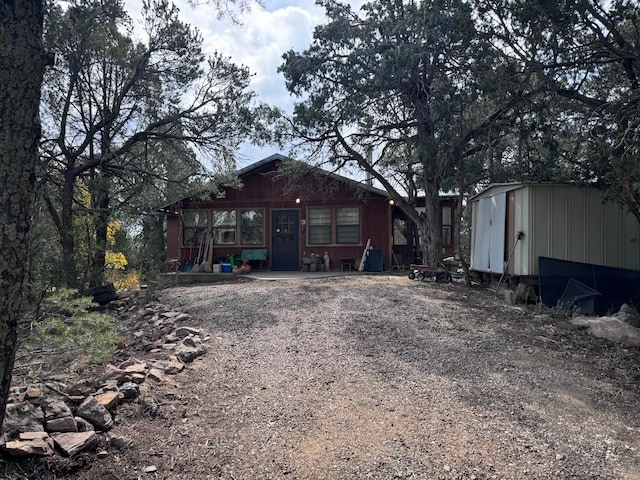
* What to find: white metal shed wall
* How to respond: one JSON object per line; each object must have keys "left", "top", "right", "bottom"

{"left": 472, "top": 183, "right": 640, "bottom": 277}
{"left": 525, "top": 184, "right": 640, "bottom": 275}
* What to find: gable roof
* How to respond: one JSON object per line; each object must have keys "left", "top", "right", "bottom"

{"left": 155, "top": 153, "right": 390, "bottom": 213}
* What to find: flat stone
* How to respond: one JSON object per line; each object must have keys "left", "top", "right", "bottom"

{"left": 98, "top": 365, "right": 128, "bottom": 384}
{"left": 124, "top": 363, "right": 147, "bottom": 375}
{"left": 94, "top": 391, "right": 122, "bottom": 411}
{"left": 163, "top": 360, "right": 184, "bottom": 375}
{"left": 66, "top": 379, "right": 96, "bottom": 397}
{"left": 4, "top": 432, "right": 55, "bottom": 457}
{"left": 147, "top": 368, "right": 164, "bottom": 382}
{"left": 174, "top": 327, "right": 200, "bottom": 338}
{"left": 50, "top": 431, "right": 99, "bottom": 457}
{"left": 571, "top": 316, "right": 640, "bottom": 346}
{"left": 24, "top": 386, "right": 42, "bottom": 400}
{"left": 45, "top": 417, "right": 78, "bottom": 433}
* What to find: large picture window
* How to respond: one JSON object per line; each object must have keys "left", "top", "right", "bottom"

{"left": 182, "top": 211, "right": 207, "bottom": 246}
{"left": 308, "top": 207, "right": 360, "bottom": 245}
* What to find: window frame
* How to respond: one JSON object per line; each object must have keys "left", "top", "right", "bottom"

{"left": 307, "top": 206, "right": 361, "bottom": 246}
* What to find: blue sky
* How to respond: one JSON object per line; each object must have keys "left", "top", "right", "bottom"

{"left": 124, "top": 1, "right": 365, "bottom": 167}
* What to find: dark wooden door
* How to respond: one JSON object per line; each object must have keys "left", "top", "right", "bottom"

{"left": 271, "top": 210, "right": 299, "bottom": 271}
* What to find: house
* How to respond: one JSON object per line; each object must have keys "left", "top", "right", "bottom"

{"left": 156, "top": 154, "right": 457, "bottom": 272}
{"left": 470, "top": 182, "right": 640, "bottom": 279}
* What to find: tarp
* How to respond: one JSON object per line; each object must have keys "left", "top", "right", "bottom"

{"left": 539, "top": 256, "right": 640, "bottom": 315}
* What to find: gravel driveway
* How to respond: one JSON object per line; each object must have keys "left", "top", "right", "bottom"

{"left": 126, "top": 274, "right": 640, "bottom": 480}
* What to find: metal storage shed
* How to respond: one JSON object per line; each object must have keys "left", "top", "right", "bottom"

{"left": 470, "top": 183, "right": 640, "bottom": 277}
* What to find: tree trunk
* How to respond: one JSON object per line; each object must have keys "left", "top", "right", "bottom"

{"left": 0, "top": 0, "right": 47, "bottom": 434}
{"left": 89, "top": 174, "right": 111, "bottom": 288}
{"left": 417, "top": 183, "right": 443, "bottom": 267}
{"left": 60, "top": 170, "right": 79, "bottom": 289}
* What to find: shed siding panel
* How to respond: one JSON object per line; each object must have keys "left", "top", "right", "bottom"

{"left": 567, "top": 187, "right": 587, "bottom": 263}
{"left": 585, "top": 191, "right": 604, "bottom": 265}
{"left": 550, "top": 187, "right": 569, "bottom": 260}
{"left": 515, "top": 187, "right": 529, "bottom": 276}
{"left": 530, "top": 186, "right": 552, "bottom": 273}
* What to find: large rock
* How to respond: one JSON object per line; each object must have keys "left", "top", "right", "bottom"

{"left": 43, "top": 400, "right": 77, "bottom": 433}
{"left": 4, "top": 432, "right": 55, "bottom": 457}
{"left": 76, "top": 397, "right": 113, "bottom": 430}
{"left": 50, "top": 431, "right": 99, "bottom": 457}
{"left": 571, "top": 315, "right": 640, "bottom": 347}
{"left": 175, "top": 335, "right": 207, "bottom": 363}
{"left": 613, "top": 303, "right": 640, "bottom": 328}
{"left": 3, "top": 402, "right": 45, "bottom": 436}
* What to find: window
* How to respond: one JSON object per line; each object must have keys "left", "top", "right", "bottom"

{"left": 442, "top": 206, "right": 452, "bottom": 246}
{"left": 336, "top": 208, "right": 360, "bottom": 244}
{"left": 182, "top": 211, "right": 207, "bottom": 246}
{"left": 308, "top": 208, "right": 331, "bottom": 244}
{"left": 393, "top": 218, "right": 408, "bottom": 246}
{"left": 212, "top": 210, "right": 237, "bottom": 245}
{"left": 308, "top": 207, "right": 360, "bottom": 245}
{"left": 241, "top": 210, "right": 264, "bottom": 245}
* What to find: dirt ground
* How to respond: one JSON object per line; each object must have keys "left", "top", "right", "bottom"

{"left": 5, "top": 274, "right": 640, "bottom": 479}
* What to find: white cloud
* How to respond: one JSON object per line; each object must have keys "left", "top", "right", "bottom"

{"left": 123, "top": 0, "right": 364, "bottom": 164}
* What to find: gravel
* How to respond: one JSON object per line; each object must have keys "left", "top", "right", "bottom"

{"left": 19, "top": 274, "right": 640, "bottom": 479}
{"left": 149, "top": 274, "right": 640, "bottom": 479}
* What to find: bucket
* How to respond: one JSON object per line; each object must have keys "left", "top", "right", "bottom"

{"left": 222, "top": 263, "right": 232, "bottom": 273}
{"left": 213, "top": 263, "right": 222, "bottom": 274}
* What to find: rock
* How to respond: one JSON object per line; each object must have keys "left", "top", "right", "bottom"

{"left": 3, "top": 402, "right": 45, "bottom": 435}
{"left": 76, "top": 397, "right": 114, "bottom": 431}
{"left": 109, "top": 435, "right": 134, "bottom": 449}
{"left": 174, "top": 313, "right": 190, "bottom": 322}
{"left": 24, "top": 386, "right": 43, "bottom": 400}
{"left": 98, "top": 365, "right": 128, "bottom": 384}
{"left": 175, "top": 336, "right": 207, "bottom": 363}
{"left": 571, "top": 316, "right": 640, "bottom": 347}
{"left": 145, "top": 465, "right": 158, "bottom": 473}
{"left": 74, "top": 417, "right": 95, "bottom": 432}
{"left": 94, "top": 390, "right": 122, "bottom": 411}
{"left": 119, "top": 382, "right": 140, "bottom": 400}
{"left": 160, "top": 311, "right": 182, "bottom": 319}
{"left": 130, "top": 373, "right": 146, "bottom": 384}
{"left": 45, "top": 417, "right": 78, "bottom": 433}
{"left": 613, "top": 304, "right": 640, "bottom": 328}
{"left": 50, "top": 431, "right": 99, "bottom": 457}
{"left": 43, "top": 400, "right": 77, "bottom": 433}
{"left": 96, "top": 449, "right": 109, "bottom": 459}
{"left": 4, "top": 432, "right": 55, "bottom": 457}
{"left": 163, "top": 358, "right": 185, "bottom": 375}
{"left": 66, "top": 379, "right": 96, "bottom": 397}
{"left": 147, "top": 368, "right": 164, "bottom": 382}
{"left": 174, "top": 327, "right": 200, "bottom": 338}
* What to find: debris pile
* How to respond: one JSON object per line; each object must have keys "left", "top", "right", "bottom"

{"left": 2, "top": 301, "right": 208, "bottom": 459}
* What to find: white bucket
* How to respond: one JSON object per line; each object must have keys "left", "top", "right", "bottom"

{"left": 213, "top": 263, "right": 222, "bottom": 274}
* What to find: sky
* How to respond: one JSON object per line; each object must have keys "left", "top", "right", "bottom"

{"left": 124, "top": 0, "right": 364, "bottom": 168}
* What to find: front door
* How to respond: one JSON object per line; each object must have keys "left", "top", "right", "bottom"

{"left": 271, "top": 210, "right": 300, "bottom": 271}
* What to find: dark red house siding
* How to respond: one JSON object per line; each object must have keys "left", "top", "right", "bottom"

{"left": 162, "top": 156, "right": 394, "bottom": 271}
